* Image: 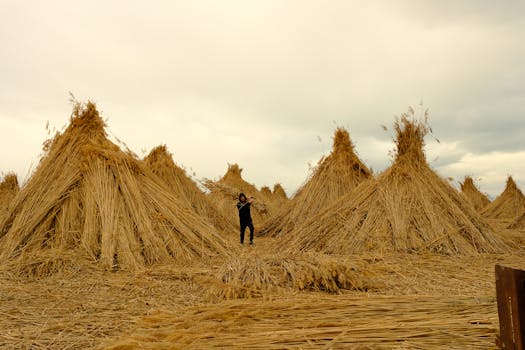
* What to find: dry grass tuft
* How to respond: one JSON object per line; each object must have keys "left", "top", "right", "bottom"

{"left": 260, "top": 127, "right": 371, "bottom": 237}
{"left": 278, "top": 112, "right": 507, "bottom": 255}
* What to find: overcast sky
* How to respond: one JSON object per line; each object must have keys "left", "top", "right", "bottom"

{"left": 1, "top": 0, "right": 524, "bottom": 198}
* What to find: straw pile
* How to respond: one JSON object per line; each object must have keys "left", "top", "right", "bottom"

{"left": 260, "top": 128, "right": 371, "bottom": 237}
{"left": 0, "top": 102, "right": 231, "bottom": 275}
{"left": 482, "top": 176, "right": 525, "bottom": 222}
{"left": 460, "top": 176, "right": 490, "bottom": 212}
{"left": 280, "top": 113, "right": 507, "bottom": 255}
{"left": 204, "top": 163, "right": 270, "bottom": 227}
{"left": 0, "top": 173, "right": 19, "bottom": 220}
{"left": 260, "top": 186, "right": 273, "bottom": 199}
{"left": 143, "top": 145, "right": 231, "bottom": 232}
{"left": 272, "top": 183, "right": 288, "bottom": 201}
{"left": 209, "top": 251, "right": 376, "bottom": 299}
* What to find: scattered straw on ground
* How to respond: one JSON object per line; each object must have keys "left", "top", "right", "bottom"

{"left": 2, "top": 249, "right": 523, "bottom": 350}
{"left": 104, "top": 294, "right": 498, "bottom": 350}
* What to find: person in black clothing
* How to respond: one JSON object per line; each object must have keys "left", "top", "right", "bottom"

{"left": 237, "top": 193, "right": 254, "bottom": 245}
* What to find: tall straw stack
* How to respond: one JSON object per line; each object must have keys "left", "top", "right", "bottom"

{"left": 259, "top": 186, "right": 273, "bottom": 202}
{"left": 279, "top": 112, "right": 507, "bottom": 255}
{"left": 204, "top": 163, "right": 270, "bottom": 228}
{"left": 259, "top": 128, "right": 371, "bottom": 237}
{"left": 481, "top": 176, "right": 525, "bottom": 222}
{"left": 143, "top": 145, "right": 232, "bottom": 232}
{"left": 0, "top": 173, "right": 19, "bottom": 222}
{"left": 272, "top": 183, "right": 288, "bottom": 202}
{"left": 269, "top": 183, "right": 289, "bottom": 209}
{"left": 460, "top": 176, "right": 490, "bottom": 212}
{"left": 0, "top": 102, "right": 232, "bottom": 275}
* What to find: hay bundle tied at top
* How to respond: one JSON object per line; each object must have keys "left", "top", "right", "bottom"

{"left": 144, "top": 145, "right": 232, "bottom": 232}
{"left": 260, "top": 127, "right": 371, "bottom": 237}
{"left": 460, "top": 176, "right": 490, "bottom": 212}
{"left": 0, "top": 102, "right": 232, "bottom": 275}
{"left": 481, "top": 176, "right": 525, "bottom": 222}
{"left": 279, "top": 110, "right": 507, "bottom": 255}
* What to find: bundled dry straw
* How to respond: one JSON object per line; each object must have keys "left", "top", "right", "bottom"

{"left": 0, "top": 102, "right": 232, "bottom": 275}
{"left": 260, "top": 128, "right": 371, "bottom": 237}
{"left": 209, "top": 251, "right": 376, "bottom": 299}
{"left": 272, "top": 183, "right": 288, "bottom": 202}
{"left": 482, "top": 176, "right": 525, "bottom": 222}
{"left": 508, "top": 212, "right": 525, "bottom": 230}
{"left": 204, "top": 163, "right": 270, "bottom": 227}
{"left": 143, "top": 145, "right": 231, "bottom": 232}
{"left": 0, "top": 173, "right": 19, "bottom": 220}
{"left": 259, "top": 186, "right": 272, "bottom": 199}
{"left": 460, "top": 176, "right": 490, "bottom": 212}
{"left": 280, "top": 111, "right": 507, "bottom": 255}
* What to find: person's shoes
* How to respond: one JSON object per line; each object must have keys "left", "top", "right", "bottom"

{"left": 249, "top": 241, "right": 254, "bottom": 245}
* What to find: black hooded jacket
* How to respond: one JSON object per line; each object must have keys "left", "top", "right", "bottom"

{"left": 237, "top": 201, "right": 252, "bottom": 224}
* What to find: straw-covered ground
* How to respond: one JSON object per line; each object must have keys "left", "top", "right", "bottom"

{"left": 1, "top": 236, "right": 524, "bottom": 349}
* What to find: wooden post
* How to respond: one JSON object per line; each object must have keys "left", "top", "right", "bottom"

{"left": 495, "top": 264, "right": 525, "bottom": 350}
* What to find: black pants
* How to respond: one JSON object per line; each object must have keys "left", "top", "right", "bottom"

{"left": 240, "top": 221, "right": 254, "bottom": 243}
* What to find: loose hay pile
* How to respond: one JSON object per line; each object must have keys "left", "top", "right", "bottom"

{"left": 260, "top": 128, "right": 371, "bottom": 237}
{"left": 482, "top": 176, "right": 525, "bottom": 222}
{"left": 209, "top": 251, "right": 375, "bottom": 299}
{"left": 460, "top": 176, "right": 490, "bottom": 212}
{"left": 143, "top": 145, "right": 231, "bottom": 232}
{"left": 204, "top": 163, "right": 271, "bottom": 227}
{"left": 0, "top": 102, "right": 232, "bottom": 274}
{"left": 280, "top": 112, "right": 507, "bottom": 255}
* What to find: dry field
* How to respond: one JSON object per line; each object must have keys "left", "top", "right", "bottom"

{"left": 1, "top": 236, "right": 523, "bottom": 349}
{"left": 1, "top": 103, "right": 523, "bottom": 349}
